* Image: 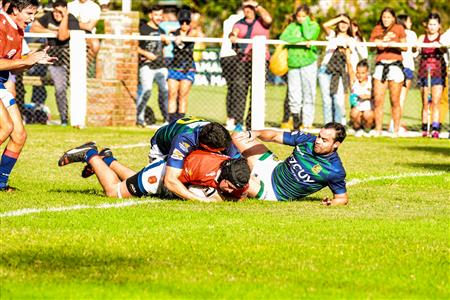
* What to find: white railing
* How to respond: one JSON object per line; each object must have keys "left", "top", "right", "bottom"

{"left": 24, "top": 31, "right": 449, "bottom": 128}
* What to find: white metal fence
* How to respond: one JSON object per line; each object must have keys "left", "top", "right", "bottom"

{"left": 22, "top": 31, "right": 449, "bottom": 134}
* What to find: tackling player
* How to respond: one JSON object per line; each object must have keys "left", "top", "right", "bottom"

{"left": 0, "top": 0, "right": 56, "bottom": 191}
{"left": 146, "top": 116, "right": 241, "bottom": 201}
{"left": 58, "top": 142, "right": 251, "bottom": 202}
{"left": 233, "top": 122, "right": 349, "bottom": 205}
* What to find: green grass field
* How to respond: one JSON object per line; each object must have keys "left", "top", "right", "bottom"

{"left": 1, "top": 126, "right": 449, "bottom": 299}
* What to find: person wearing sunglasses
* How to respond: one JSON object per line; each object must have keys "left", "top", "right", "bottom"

{"left": 167, "top": 9, "right": 202, "bottom": 123}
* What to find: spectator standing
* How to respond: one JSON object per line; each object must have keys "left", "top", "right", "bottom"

{"left": 136, "top": 5, "right": 169, "bottom": 126}
{"left": 167, "top": 9, "right": 201, "bottom": 122}
{"left": 389, "top": 14, "right": 418, "bottom": 133}
{"left": 280, "top": 5, "right": 320, "bottom": 130}
{"left": 369, "top": 7, "right": 407, "bottom": 138}
{"left": 68, "top": 0, "right": 101, "bottom": 64}
{"left": 159, "top": 7, "right": 179, "bottom": 66}
{"left": 318, "top": 14, "right": 354, "bottom": 126}
{"left": 31, "top": 0, "right": 80, "bottom": 126}
{"left": 230, "top": 0, "right": 272, "bottom": 130}
{"left": 417, "top": 13, "right": 447, "bottom": 138}
{"left": 220, "top": 8, "right": 244, "bottom": 131}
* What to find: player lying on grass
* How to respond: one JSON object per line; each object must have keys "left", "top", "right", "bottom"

{"left": 58, "top": 143, "right": 251, "bottom": 202}
{"left": 233, "top": 122, "right": 349, "bottom": 205}
{"left": 144, "top": 117, "right": 242, "bottom": 200}
{"left": 0, "top": 0, "right": 56, "bottom": 192}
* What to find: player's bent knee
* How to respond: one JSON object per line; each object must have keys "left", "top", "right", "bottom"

{"left": 12, "top": 128, "right": 27, "bottom": 146}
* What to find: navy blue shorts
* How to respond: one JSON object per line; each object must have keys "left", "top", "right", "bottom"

{"left": 403, "top": 68, "right": 414, "bottom": 80}
{"left": 418, "top": 77, "right": 444, "bottom": 87}
{"left": 168, "top": 69, "right": 195, "bottom": 82}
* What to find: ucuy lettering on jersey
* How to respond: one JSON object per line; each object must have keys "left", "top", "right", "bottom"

{"left": 287, "top": 156, "right": 315, "bottom": 183}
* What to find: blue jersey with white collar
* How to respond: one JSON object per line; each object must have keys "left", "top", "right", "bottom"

{"left": 150, "top": 117, "right": 240, "bottom": 169}
{"left": 271, "top": 131, "right": 347, "bottom": 200}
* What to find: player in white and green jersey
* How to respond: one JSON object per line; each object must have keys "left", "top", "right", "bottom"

{"left": 233, "top": 122, "right": 348, "bottom": 205}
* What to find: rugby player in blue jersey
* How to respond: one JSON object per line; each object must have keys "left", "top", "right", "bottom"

{"left": 76, "top": 117, "right": 241, "bottom": 201}
{"left": 233, "top": 122, "right": 348, "bottom": 205}
{"left": 148, "top": 117, "right": 241, "bottom": 200}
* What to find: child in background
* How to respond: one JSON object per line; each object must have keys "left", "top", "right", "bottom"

{"left": 347, "top": 57, "right": 374, "bottom": 137}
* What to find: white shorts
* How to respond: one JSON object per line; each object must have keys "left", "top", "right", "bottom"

{"left": 355, "top": 100, "right": 372, "bottom": 112}
{"left": 373, "top": 63, "right": 405, "bottom": 83}
{"left": 148, "top": 143, "right": 167, "bottom": 163}
{"left": 137, "top": 158, "right": 167, "bottom": 195}
{"left": 252, "top": 152, "right": 281, "bottom": 201}
{"left": 0, "top": 87, "right": 15, "bottom": 107}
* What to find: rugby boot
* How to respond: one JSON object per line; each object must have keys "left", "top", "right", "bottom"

{"left": 58, "top": 142, "right": 97, "bottom": 167}
{"left": 81, "top": 148, "right": 113, "bottom": 178}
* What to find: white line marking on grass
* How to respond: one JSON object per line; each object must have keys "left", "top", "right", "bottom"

{"left": 1, "top": 171, "right": 446, "bottom": 218}
{"left": 0, "top": 199, "right": 162, "bottom": 218}
{"left": 110, "top": 143, "right": 148, "bottom": 149}
{"left": 346, "top": 171, "right": 445, "bottom": 186}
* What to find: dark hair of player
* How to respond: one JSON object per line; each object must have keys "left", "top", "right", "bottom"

{"left": 218, "top": 158, "right": 250, "bottom": 189}
{"left": 199, "top": 122, "right": 231, "bottom": 150}
{"left": 6, "top": 0, "right": 39, "bottom": 14}
{"left": 323, "top": 122, "right": 347, "bottom": 143}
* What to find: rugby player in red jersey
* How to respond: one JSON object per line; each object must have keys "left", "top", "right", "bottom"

{"left": 0, "top": 0, "right": 56, "bottom": 191}
{"left": 58, "top": 142, "right": 251, "bottom": 202}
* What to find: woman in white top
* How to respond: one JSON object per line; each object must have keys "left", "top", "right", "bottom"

{"left": 318, "top": 14, "right": 355, "bottom": 126}
{"left": 389, "top": 14, "right": 418, "bottom": 132}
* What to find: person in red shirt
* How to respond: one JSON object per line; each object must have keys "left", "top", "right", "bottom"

{"left": 417, "top": 13, "right": 447, "bottom": 138}
{"left": 369, "top": 7, "right": 407, "bottom": 138}
{"left": 57, "top": 143, "right": 251, "bottom": 202}
{"left": 0, "top": 0, "right": 56, "bottom": 191}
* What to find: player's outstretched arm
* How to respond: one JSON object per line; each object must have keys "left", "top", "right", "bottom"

{"left": 322, "top": 193, "right": 348, "bottom": 206}
{"left": 233, "top": 129, "right": 284, "bottom": 144}
{"left": 164, "top": 166, "right": 219, "bottom": 202}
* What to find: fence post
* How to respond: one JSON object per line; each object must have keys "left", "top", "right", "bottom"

{"left": 69, "top": 30, "right": 87, "bottom": 127}
{"left": 251, "top": 36, "right": 266, "bottom": 130}
{"left": 122, "top": 0, "right": 131, "bottom": 12}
